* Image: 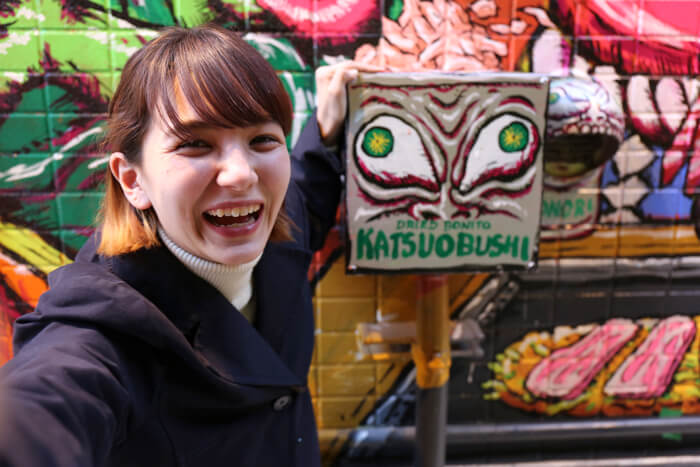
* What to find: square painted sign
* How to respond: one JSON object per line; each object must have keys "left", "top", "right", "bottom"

{"left": 345, "top": 72, "right": 549, "bottom": 273}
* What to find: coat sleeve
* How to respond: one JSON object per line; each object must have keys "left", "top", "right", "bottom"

{"left": 289, "top": 113, "right": 345, "bottom": 252}
{"left": 0, "top": 322, "right": 132, "bottom": 467}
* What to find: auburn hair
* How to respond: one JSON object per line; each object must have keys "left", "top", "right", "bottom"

{"left": 98, "top": 24, "right": 294, "bottom": 256}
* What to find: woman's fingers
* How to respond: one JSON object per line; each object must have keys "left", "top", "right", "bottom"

{"left": 315, "top": 61, "right": 384, "bottom": 144}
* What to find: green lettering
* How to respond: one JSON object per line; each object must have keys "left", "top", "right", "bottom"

{"left": 457, "top": 233, "right": 473, "bottom": 256}
{"left": 574, "top": 198, "right": 585, "bottom": 217}
{"left": 521, "top": 236, "right": 530, "bottom": 262}
{"left": 389, "top": 232, "right": 402, "bottom": 259}
{"left": 357, "top": 228, "right": 374, "bottom": 259}
{"left": 375, "top": 230, "right": 389, "bottom": 258}
{"left": 418, "top": 232, "right": 434, "bottom": 258}
{"left": 488, "top": 234, "right": 503, "bottom": 257}
{"left": 402, "top": 232, "right": 416, "bottom": 258}
{"left": 475, "top": 235, "right": 489, "bottom": 256}
{"left": 435, "top": 234, "right": 455, "bottom": 258}
{"left": 542, "top": 199, "right": 560, "bottom": 219}
{"left": 502, "top": 235, "right": 518, "bottom": 258}
{"left": 562, "top": 199, "right": 572, "bottom": 219}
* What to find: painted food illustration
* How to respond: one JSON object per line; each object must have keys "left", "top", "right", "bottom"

{"left": 484, "top": 315, "right": 700, "bottom": 417}
{"left": 604, "top": 316, "right": 696, "bottom": 399}
{"left": 525, "top": 319, "right": 639, "bottom": 400}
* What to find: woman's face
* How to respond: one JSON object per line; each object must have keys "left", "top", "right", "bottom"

{"left": 121, "top": 93, "right": 291, "bottom": 265}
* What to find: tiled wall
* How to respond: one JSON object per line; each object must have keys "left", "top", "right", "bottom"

{"left": 3, "top": 0, "right": 700, "bottom": 463}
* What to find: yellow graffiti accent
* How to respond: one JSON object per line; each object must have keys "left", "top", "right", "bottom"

{"left": 0, "top": 221, "right": 71, "bottom": 274}
{"left": 540, "top": 225, "right": 700, "bottom": 258}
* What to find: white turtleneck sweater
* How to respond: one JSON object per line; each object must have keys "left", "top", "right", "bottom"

{"left": 158, "top": 228, "right": 261, "bottom": 323}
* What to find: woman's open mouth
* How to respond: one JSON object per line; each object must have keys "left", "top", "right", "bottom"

{"left": 203, "top": 203, "right": 262, "bottom": 228}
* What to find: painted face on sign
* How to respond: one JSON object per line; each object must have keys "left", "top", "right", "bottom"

{"left": 349, "top": 82, "right": 541, "bottom": 223}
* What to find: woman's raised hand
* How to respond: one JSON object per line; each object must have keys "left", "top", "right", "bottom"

{"left": 315, "top": 61, "right": 383, "bottom": 146}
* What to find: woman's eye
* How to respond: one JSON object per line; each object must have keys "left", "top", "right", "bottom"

{"left": 174, "top": 139, "right": 210, "bottom": 152}
{"left": 250, "top": 135, "right": 282, "bottom": 150}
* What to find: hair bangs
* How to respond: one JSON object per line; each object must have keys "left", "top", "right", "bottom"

{"left": 153, "top": 29, "right": 292, "bottom": 140}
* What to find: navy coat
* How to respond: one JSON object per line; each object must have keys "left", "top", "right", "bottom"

{"left": 0, "top": 117, "right": 343, "bottom": 467}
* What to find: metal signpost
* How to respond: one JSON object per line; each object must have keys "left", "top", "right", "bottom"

{"left": 345, "top": 72, "right": 550, "bottom": 467}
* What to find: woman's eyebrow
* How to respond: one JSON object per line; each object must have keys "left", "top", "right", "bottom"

{"left": 180, "top": 119, "right": 216, "bottom": 131}
{"left": 165, "top": 119, "right": 216, "bottom": 137}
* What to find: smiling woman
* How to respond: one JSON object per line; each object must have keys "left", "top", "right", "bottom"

{"left": 0, "top": 24, "right": 378, "bottom": 467}
{"left": 99, "top": 25, "right": 294, "bottom": 258}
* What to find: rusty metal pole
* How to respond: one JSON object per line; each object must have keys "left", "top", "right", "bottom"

{"left": 413, "top": 274, "right": 451, "bottom": 467}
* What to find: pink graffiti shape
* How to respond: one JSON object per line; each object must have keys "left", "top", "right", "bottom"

{"left": 554, "top": 0, "right": 700, "bottom": 75}
{"left": 255, "top": 0, "right": 378, "bottom": 37}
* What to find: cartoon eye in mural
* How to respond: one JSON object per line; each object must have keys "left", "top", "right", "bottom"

{"left": 451, "top": 113, "right": 540, "bottom": 219}
{"left": 455, "top": 114, "right": 539, "bottom": 193}
{"left": 361, "top": 126, "right": 394, "bottom": 157}
{"left": 499, "top": 122, "right": 530, "bottom": 152}
{"left": 354, "top": 115, "right": 439, "bottom": 192}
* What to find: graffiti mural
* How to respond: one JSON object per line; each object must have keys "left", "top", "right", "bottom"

{"left": 540, "top": 76, "right": 624, "bottom": 239}
{"left": 345, "top": 72, "right": 548, "bottom": 271}
{"left": 3, "top": 0, "right": 700, "bottom": 464}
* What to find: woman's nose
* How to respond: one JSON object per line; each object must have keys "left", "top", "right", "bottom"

{"left": 216, "top": 149, "right": 258, "bottom": 190}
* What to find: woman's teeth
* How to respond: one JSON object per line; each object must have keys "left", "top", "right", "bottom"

{"left": 207, "top": 204, "right": 261, "bottom": 218}
{"left": 205, "top": 204, "right": 261, "bottom": 227}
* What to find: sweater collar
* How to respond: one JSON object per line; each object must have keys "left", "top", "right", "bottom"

{"left": 157, "top": 228, "right": 261, "bottom": 312}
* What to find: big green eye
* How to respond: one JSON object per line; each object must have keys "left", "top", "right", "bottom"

{"left": 498, "top": 122, "right": 529, "bottom": 152}
{"left": 362, "top": 126, "right": 393, "bottom": 157}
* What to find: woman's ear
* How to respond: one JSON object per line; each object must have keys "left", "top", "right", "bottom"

{"left": 109, "top": 152, "right": 152, "bottom": 210}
